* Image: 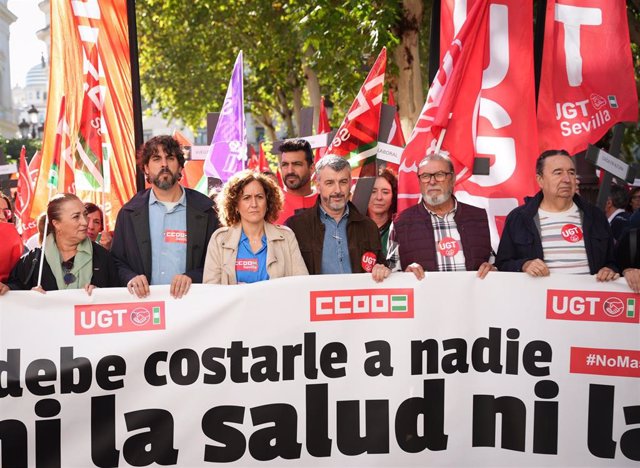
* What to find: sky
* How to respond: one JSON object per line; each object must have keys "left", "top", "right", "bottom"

{"left": 8, "top": 0, "right": 47, "bottom": 88}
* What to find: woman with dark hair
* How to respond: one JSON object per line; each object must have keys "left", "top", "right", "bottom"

{"left": 84, "top": 202, "right": 112, "bottom": 250}
{"left": 0, "top": 193, "right": 15, "bottom": 224}
{"left": 5, "top": 193, "right": 118, "bottom": 293}
{"left": 367, "top": 168, "right": 398, "bottom": 258}
{"left": 203, "top": 170, "right": 307, "bottom": 284}
{"left": 628, "top": 187, "right": 640, "bottom": 213}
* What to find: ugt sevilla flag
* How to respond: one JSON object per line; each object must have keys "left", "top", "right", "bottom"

{"left": 204, "top": 51, "right": 247, "bottom": 181}
{"left": 325, "top": 48, "right": 386, "bottom": 178}
{"left": 397, "top": 0, "right": 490, "bottom": 212}
{"left": 537, "top": 0, "right": 638, "bottom": 154}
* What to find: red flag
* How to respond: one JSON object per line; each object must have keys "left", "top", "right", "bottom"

{"left": 426, "top": 0, "right": 539, "bottom": 251}
{"left": 76, "top": 45, "right": 105, "bottom": 191}
{"left": 14, "top": 146, "right": 38, "bottom": 241}
{"left": 258, "top": 142, "right": 270, "bottom": 172}
{"left": 276, "top": 169, "right": 284, "bottom": 189}
{"left": 45, "top": 96, "right": 74, "bottom": 193}
{"left": 397, "top": 0, "right": 490, "bottom": 212}
{"left": 387, "top": 89, "right": 406, "bottom": 148}
{"left": 247, "top": 145, "right": 259, "bottom": 170}
{"left": 314, "top": 96, "right": 332, "bottom": 164}
{"left": 537, "top": 1, "right": 638, "bottom": 154}
{"left": 325, "top": 48, "right": 386, "bottom": 177}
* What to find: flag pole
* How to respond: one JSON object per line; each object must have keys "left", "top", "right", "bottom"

{"left": 36, "top": 187, "right": 54, "bottom": 288}
{"left": 434, "top": 113, "right": 452, "bottom": 154}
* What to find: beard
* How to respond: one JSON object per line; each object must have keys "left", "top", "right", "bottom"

{"left": 149, "top": 168, "right": 180, "bottom": 190}
{"left": 423, "top": 188, "right": 452, "bottom": 206}
{"left": 322, "top": 193, "right": 347, "bottom": 212}
{"left": 284, "top": 173, "right": 310, "bottom": 190}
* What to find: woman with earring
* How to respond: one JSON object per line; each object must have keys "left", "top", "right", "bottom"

{"left": 203, "top": 170, "right": 308, "bottom": 284}
{"left": 5, "top": 193, "right": 118, "bottom": 293}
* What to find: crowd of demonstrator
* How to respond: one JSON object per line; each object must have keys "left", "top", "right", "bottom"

{"left": 1, "top": 135, "right": 638, "bottom": 296}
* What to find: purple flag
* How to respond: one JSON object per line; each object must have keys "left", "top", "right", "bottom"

{"left": 204, "top": 51, "right": 246, "bottom": 180}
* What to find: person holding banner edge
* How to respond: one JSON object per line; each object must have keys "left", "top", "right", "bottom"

{"left": 4, "top": 193, "right": 118, "bottom": 294}
{"left": 371, "top": 151, "right": 494, "bottom": 282}
{"left": 203, "top": 170, "right": 307, "bottom": 284}
{"left": 111, "top": 135, "right": 219, "bottom": 299}
{"left": 495, "top": 150, "right": 619, "bottom": 281}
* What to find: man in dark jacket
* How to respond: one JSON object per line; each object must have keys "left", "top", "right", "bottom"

{"left": 372, "top": 151, "right": 494, "bottom": 282}
{"left": 495, "top": 149, "right": 618, "bottom": 281}
{"left": 286, "top": 155, "right": 381, "bottom": 274}
{"left": 111, "top": 135, "right": 219, "bottom": 298}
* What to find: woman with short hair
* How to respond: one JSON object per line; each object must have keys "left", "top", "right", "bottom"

{"left": 203, "top": 171, "right": 308, "bottom": 284}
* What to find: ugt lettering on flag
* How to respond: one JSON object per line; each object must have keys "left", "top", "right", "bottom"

{"left": 397, "top": 0, "right": 490, "bottom": 212}
{"left": 204, "top": 51, "right": 247, "bottom": 182}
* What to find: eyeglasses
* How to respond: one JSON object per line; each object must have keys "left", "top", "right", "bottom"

{"left": 0, "top": 208, "right": 12, "bottom": 222}
{"left": 61, "top": 259, "right": 76, "bottom": 285}
{"left": 418, "top": 171, "right": 453, "bottom": 183}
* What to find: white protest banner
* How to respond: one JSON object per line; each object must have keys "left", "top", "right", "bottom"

{"left": 0, "top": 272, "right": 638, "bottom": 467}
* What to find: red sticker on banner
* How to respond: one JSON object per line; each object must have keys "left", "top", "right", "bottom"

{"left": 164, "top": 229, "right": 187, "bottom": 244}
{"left": 236, "top": 259, "right": 259, "bottom": 272}
{"left": 437, "top": 237, "right": 460, "bottom": 257}
{"left": 361, "top": 251, "right": 376, "bottom": 272}
{"left": 561, "top": 224, "right": 583, "bottom": 243}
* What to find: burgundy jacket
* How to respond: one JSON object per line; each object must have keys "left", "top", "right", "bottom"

{"left": 393, "top": 199, "right": 492, "bottom": 271}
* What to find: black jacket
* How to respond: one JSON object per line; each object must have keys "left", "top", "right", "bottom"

{"left": 111, "top": 188, "right": 219, "bottom": 285}
{"left": 7, "top": 242, "right": 119, "bottom": 290}
{"left": 495, "top": 192, "right": 618, "bottom": 274}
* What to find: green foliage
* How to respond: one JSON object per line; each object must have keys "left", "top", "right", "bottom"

{"left": 136, "top": 0, "right": 408, "bottom": 137}
{"left": 1, "top": 138, "right": 41, "bottom": 164}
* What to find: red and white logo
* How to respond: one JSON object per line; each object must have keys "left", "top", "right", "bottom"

{"left": 75, "top": 301, "right": 165, "bottom": 335}
{"left": 437, "top": 237, "right": 460, "bottom": 257}
{"left": 236, "top": 259, "right": 258, "bottom": 272}
{"left": 361, "top": 251, "right": 377, "bottom": 272}
{"left": 590, "top": 93, "right": 607, "bottom": 110}
{"left": 546, "top": 290, "right": 638, "bottom": 324}
{"left": 164, "top": 229, "right": 187, "bottom": 244}
{"left": 310, "top": 288, "right": 414, "bottom": 321}
{"left": 561, "top": 224, "right": 583, "bottom": 243}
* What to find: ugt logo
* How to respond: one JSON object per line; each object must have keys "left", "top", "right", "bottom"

{"left": 546, "top": 290, "right": 638, "bottom": 324}
{"left": 75, "top": 301, "right": 166, "bottom": 335}
{"left": 310, "top": 288, "right": 414, "bottom": 321}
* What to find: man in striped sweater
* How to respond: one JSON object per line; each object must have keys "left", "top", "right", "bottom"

{"left": 495, "top": 149, "right": 619, "bottom": 281}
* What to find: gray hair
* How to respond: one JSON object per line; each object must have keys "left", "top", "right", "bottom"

{"left": 417, "top": 150, "right": 454, "bottom": 173}
{"left": 315, "top": 155, "right": 350, "bottom": 179}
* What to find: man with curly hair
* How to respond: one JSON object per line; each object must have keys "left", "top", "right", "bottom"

{"left": 111, "top": 135, "right": 219, "bottom": 298}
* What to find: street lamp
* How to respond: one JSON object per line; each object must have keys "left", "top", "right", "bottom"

{"left": 27, "top": 105, "right": 39, "bottom": 139}
{"left": 18, "top": 119, "right": 30, "bottom": 139}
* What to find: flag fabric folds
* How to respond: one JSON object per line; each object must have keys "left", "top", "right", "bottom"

{"left": 204, "top": 51, "right": 247, "bottom": 182}
{"left": 537, "top": 0, "right": 638, "bottom": 154}
{"left": 325, "top": 48, "right": 387, "bottom": 178}
{"left": 314, "top": 96, "right": 331, "bottom": 164}
{"left": 14, "top": 146, "right": 38, "bottom": 241}
{"left": 397, "top": 0, "right": 490, "bottom": 211}
{"left": 31, "top": 0, "right": 137, "bottom": 228}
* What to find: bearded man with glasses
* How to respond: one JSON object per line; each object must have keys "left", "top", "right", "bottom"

{"left": 371, "top": 151, "right": 494, "bottom": 282}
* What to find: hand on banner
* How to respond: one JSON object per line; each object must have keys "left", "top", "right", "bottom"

{"left": 31, "top": 285, "right": 46, "bottom": 294}
{"left": 127, "top": 275, "right": 150, "bottom": 298}
{"left": 476, "top": 262, "right": 496, "bottom": 279}
{"left": 170, "top": 274, "right": 192, "bottom": 299}
{"left": 371, "top": 264, "right": 391, "bottom": 283}
{"left": 522, "top": 259, "right": 550, "bottom": 277}
{"left": 84, "top": 284, "right": 97, "bottom": 296}
{"left": 0, "top": 282, "right": 8, "bottom": 295}
{"left": 623, "top": 268, "right": 640, "bottom": 294}
{"left": 405, "top": 263, "right": 425, "bottom": 280}
{"left": 596, "top": 267, "right": 620, "bottom": 283}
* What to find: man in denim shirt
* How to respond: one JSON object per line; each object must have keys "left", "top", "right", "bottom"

{"left": 286, "top": 155, "right": 381, "bottom": 274}
{"left": 111, "top": 135, "right": 219, "bottom": 298}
